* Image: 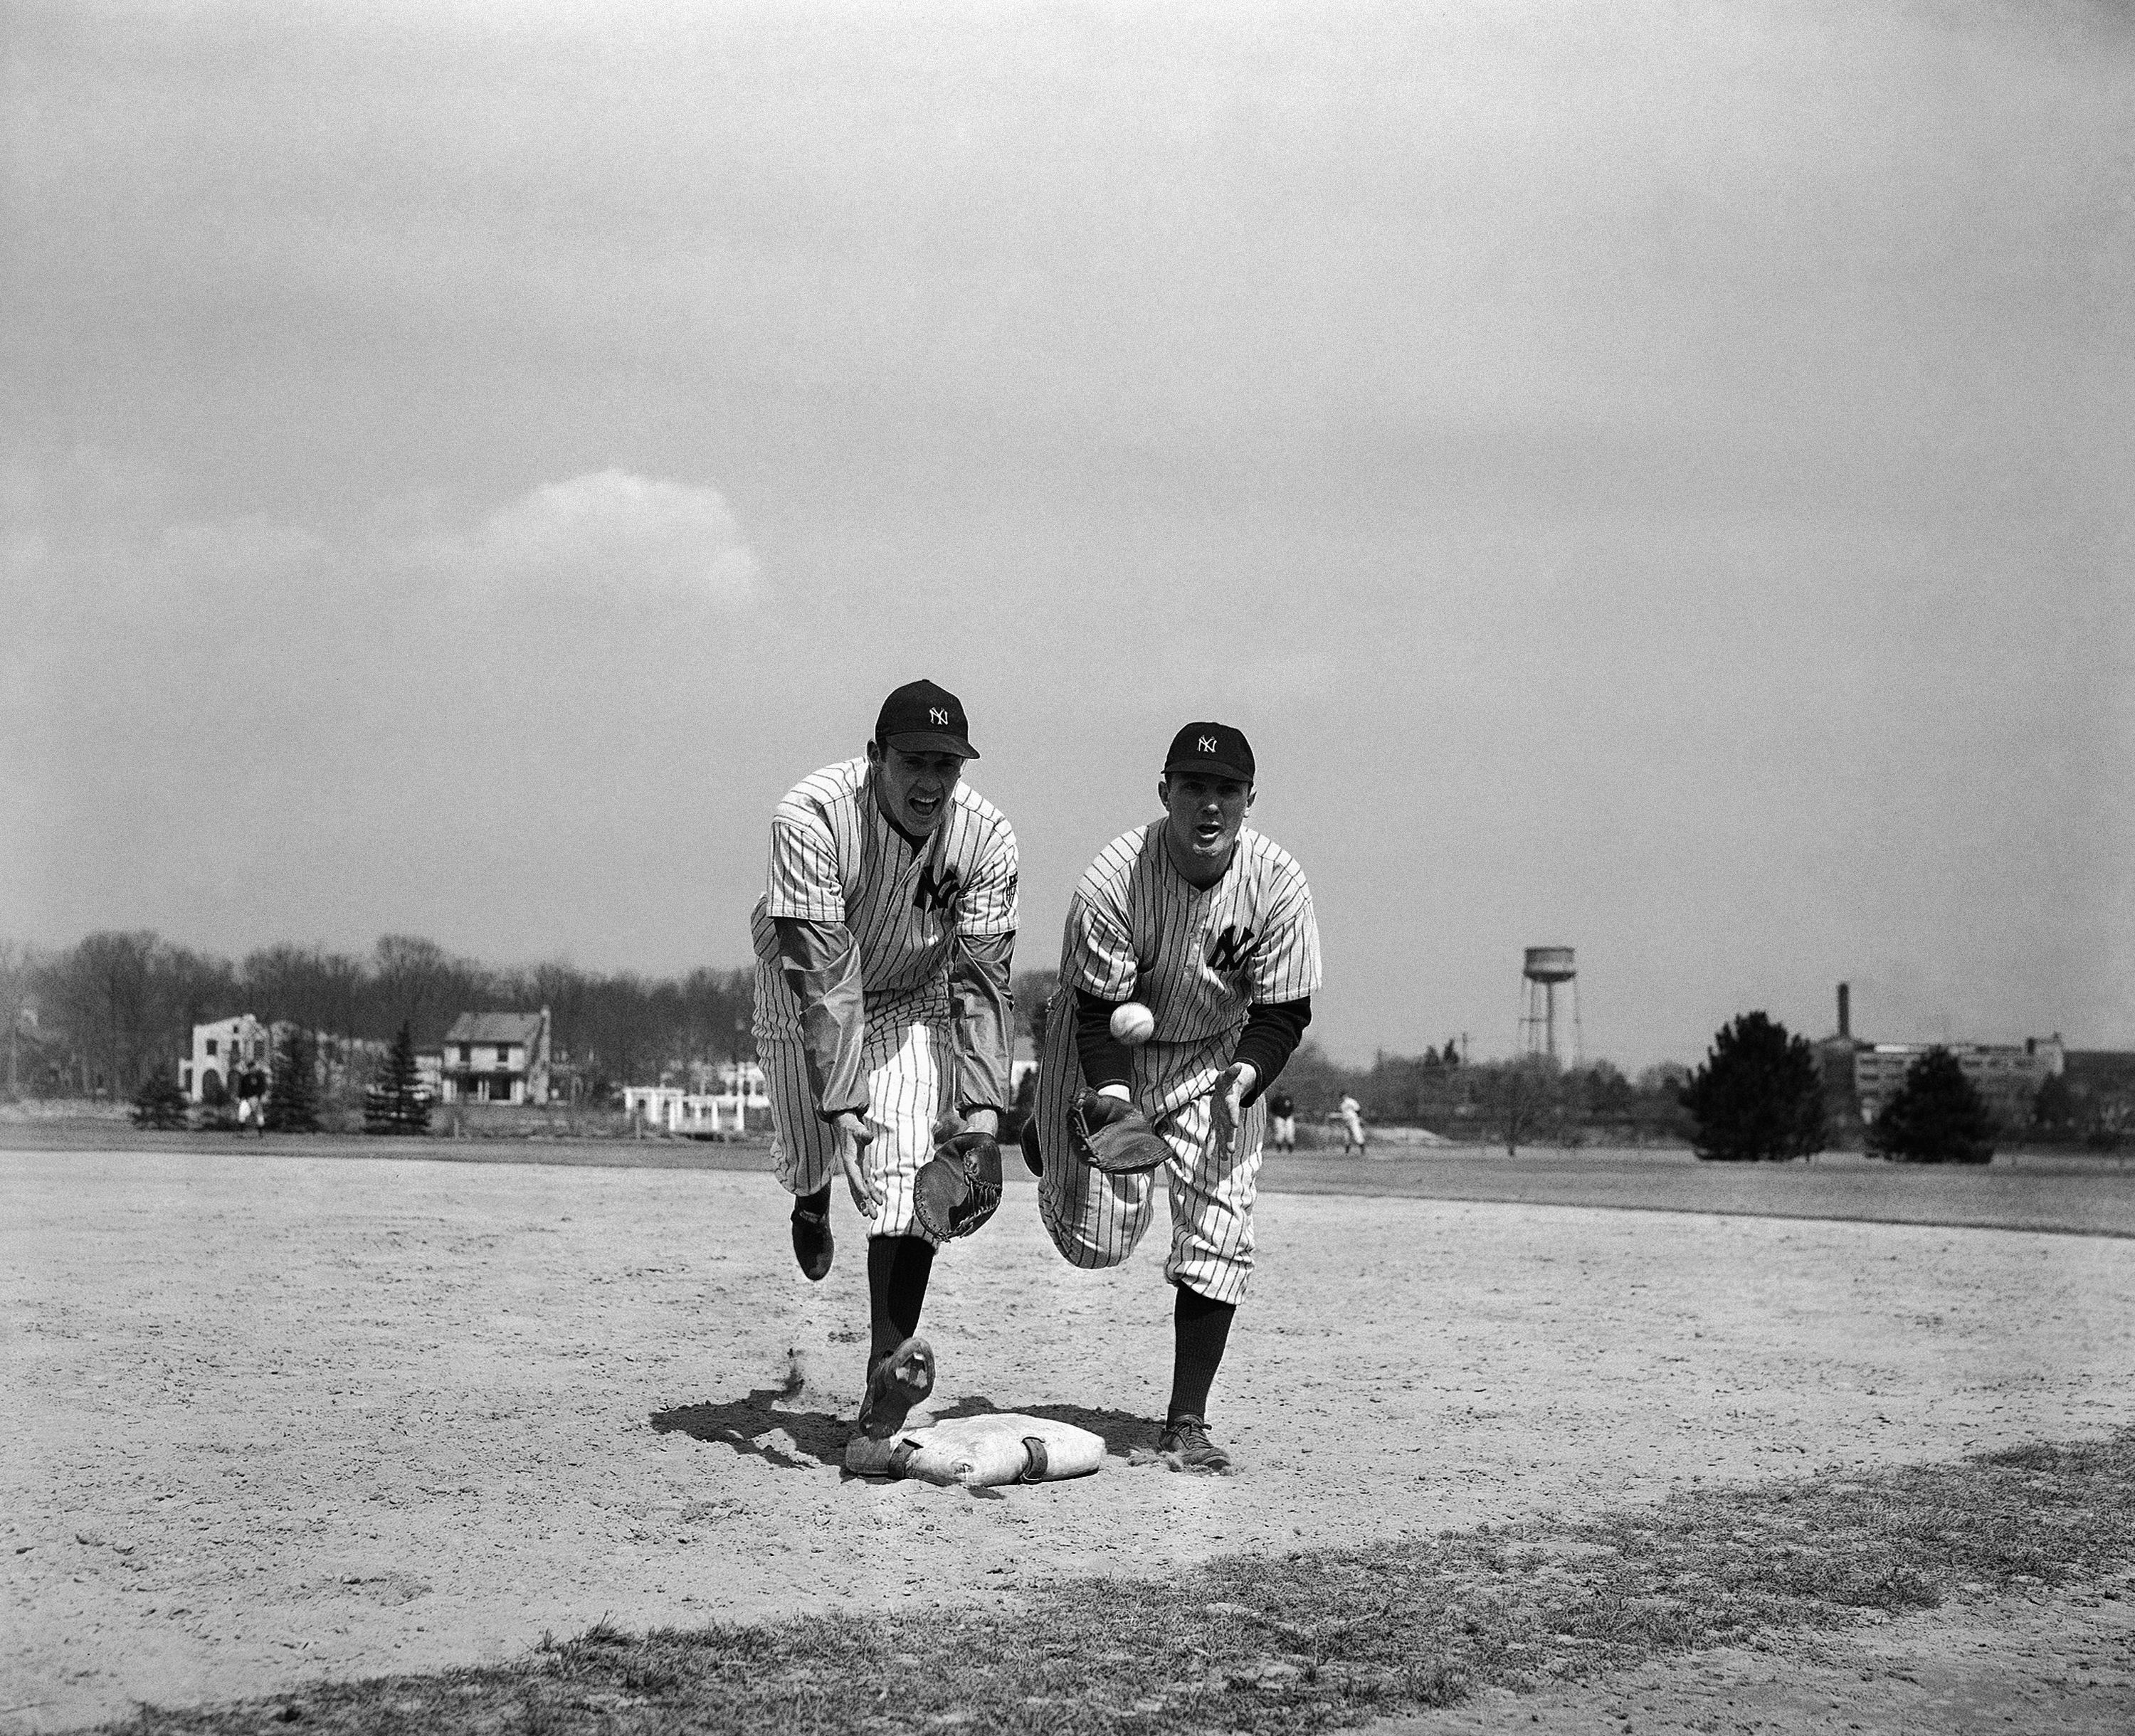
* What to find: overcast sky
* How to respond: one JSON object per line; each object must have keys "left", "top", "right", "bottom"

{"left": 4, "top": 0, "right": 2129, "bottom": 1069}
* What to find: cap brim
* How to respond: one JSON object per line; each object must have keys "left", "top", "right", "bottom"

{"left": 1165, "top": 760, "right": 1252, "bottom": 783}
{"left": 885, "top": 731, "right": 979, "bottom": 759}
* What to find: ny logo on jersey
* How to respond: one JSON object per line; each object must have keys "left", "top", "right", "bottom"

{"left": 1206, "top": 924, "right": 1257, "bottom": 972}
{"left": 914, "top": 862, "right": 963, "bottom": 916}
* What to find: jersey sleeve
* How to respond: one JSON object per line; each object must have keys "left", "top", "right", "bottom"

{"left": 1060, "top": 872, "right": 1139, "bottom": 1002}
{"left": 947, "top": 929, "right": 1016, "bottom": 1113}
{"left": 764, "top": 801, "right": 845, "bottom": 923}
{"left": 956, "top": 814, "right": 1019, "bottom": 940}
{"left": 1248, "top": 861, "right": 1322, "bottom": 1005}
{"left": 774, "top": 917, "right": 868, "bottom": 1118}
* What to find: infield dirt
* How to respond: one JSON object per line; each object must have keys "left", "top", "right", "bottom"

{"left": 5, "top": 1145, "right": 2131, "bottom": 1730}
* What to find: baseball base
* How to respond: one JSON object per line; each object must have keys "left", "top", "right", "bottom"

{"left": 843, "top": 1412, "right": 1105, "bottom": 1486}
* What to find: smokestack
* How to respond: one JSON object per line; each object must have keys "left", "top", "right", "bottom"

{"left": 1838, "top": 983, "right": 1850, "bottom": 1040}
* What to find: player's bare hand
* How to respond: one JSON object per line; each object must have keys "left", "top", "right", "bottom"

{"left": 833, "top": 1111, "right": 882, "bottom": 1218}
{"left": 1208, "top": 1063, "right": 1258, "bottom": 1159}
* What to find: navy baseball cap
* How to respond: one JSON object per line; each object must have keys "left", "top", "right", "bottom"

{"left": 876, "top": 679, "right": 979, "bottom": 758}
{"left": 1163, "top": 721, "right": 1255, "bottom": 783}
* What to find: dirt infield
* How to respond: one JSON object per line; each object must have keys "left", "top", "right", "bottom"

{"left": 4, "top": 1147, "right": 2131, "bottom": 1730}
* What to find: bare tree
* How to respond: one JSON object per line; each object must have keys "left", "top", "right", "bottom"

{"left": 371, "top": 936, "right": 458, "bottom": 1043}
{"left": 40, "top": 931, "right": 163, "bottom": 1098}
{"left": 1477, "top": 1057, "right": 1561, "bottom": 1155}
{"left": 0, "top": 942, "right": 36, "bottom": 1099}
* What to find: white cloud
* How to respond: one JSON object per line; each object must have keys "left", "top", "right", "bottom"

{"left": 453, "top": 470, "right": 759, "bottom": 603}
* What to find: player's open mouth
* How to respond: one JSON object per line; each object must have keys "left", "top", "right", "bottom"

{"left": 1193, "top": 821, "right": 1225, "bottom": 846}
{"left": 908, "top": 794, "right": 943, "bottom": 819}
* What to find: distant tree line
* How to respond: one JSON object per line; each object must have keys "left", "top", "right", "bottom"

{"left": 2, "top": 931, "right": 751, "bottom": 1106}
{"left": 26, "top": 936, "right": 2112, "bottom": 1155}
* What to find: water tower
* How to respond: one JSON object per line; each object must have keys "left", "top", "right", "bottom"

{"left": 1519, "top": 946, "right": 1581, "bottom": 1064}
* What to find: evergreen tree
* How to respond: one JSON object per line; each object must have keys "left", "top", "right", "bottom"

{"left": 364, "top": 1021, "right": 431, "bottom": 1134}
{"left": 1680, "top": 1011, "right": 1827, "bottom": 1162}
{"left": 131, "top": 1071, "right": 191, "bottom": 1130}
{"left": 1444, "top": 1039, "right": 1461, "bottom": 1068}
{"left": 1867, "top": 1047, "right": 1996, "bottom": 1165}
{"left": 2032, "top": 1071, "right": 2077, "bottom": 1140}
{"left": 265, "top": 1025, "right": 320, "bottom": 1133}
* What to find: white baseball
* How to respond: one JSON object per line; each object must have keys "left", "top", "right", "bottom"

{"left": 1109, "top": 1002, "right": 1156, "bottom": 1046}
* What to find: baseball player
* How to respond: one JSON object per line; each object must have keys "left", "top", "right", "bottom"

{"left": 749, "top": 679, "right": 1018, "bottom": 1443}
{"left": 1338, "top": 1092, "right": 1366, "bottom": 1153}
{"left": 236, "top": 1064, "right": 268, "bottom": 1136}
{"left": 1267, "top": 1087, "right": 1297, "bottom": 1153}
{"left": 1021, "top": 721, "right": 1320, "bottom": 1473}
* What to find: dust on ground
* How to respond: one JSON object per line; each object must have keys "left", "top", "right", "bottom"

{"left": 4, "top": 1147, "right": 2130, "bottom": 1730}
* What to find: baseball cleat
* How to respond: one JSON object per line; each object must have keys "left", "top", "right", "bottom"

{"left": 1157, "top": 1414, "right": 1233, "bottom": 1474}
{"left": 790, "top": 1205, "right": 834, "bottom": 1282}
{"left": 856, "top": 1336, "right": 935, "bottom": 1441}
{"left": 1019, "top": 1117, "right": 1043, "bottom": 1177}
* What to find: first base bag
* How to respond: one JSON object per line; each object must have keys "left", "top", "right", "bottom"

{"left": 843, "top": 1412, "right": 1105, "bottom": 1487}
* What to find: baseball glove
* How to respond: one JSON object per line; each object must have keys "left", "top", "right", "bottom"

{"left": 912, "top": 1118, "right": 1003, "bottom": 1241}
{"left": 1071, "top": 1088, "right": 1171, "bottom": 1175}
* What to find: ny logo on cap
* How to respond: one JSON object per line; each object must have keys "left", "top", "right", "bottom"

{"left": 930, "top": 707, "right": 950, "bottom": 726}
{"left": 1198, "top": 736, "right": 1217, "bottom": 753}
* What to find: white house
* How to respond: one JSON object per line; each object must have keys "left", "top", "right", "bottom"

{"left": 181, "top": 1015, "right": 271, "bottom": 1102}
{"left": 439, "top": 1009, "right": 552, "bottom": 1104}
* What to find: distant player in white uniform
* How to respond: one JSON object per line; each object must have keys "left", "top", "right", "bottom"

{"left": 750, "top": 679, "right": 1018, "bottom": 1441}
{"left": 1022, "top": 722, "right": 1320, "bottom": 1473}
{"left": 1339, "top": 1093, "right": 1366, "bottom": 1152}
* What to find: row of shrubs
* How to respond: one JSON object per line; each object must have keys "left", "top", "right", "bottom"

{"left": 1686, "top": 1012, "right": 2009, "bottom": 1164}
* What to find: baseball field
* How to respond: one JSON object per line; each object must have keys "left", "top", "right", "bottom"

{"left": 5, "top": 1138, "right": 2133, "bottom": 1733}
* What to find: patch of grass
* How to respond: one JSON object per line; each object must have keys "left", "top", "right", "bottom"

{"left": 98, "top": 1429, "right": 2135, "bottom": 1736}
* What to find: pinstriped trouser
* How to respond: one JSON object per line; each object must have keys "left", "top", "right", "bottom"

{"left": 760, "top": 1017, "right": 952, "bottom": 1245}
{"left": 1032, "top": 1012, "right": 1267, "bottom": 1305}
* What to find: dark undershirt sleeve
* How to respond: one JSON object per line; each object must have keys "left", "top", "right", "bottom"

{"left": 1072, "top": 989, "right": 1136, "bottom": 1094}
{"left": 773, "top": 916, "right": 868, "bottom": 1120}
{"left": 1230, "top": 997, "right": 1312, "bottom": 1106}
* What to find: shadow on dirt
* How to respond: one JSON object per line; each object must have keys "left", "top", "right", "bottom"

{"left": 654, "top": 1373, "right": 1154, "bottom": 1473}
{"left": 650, "top": 1390, "right": 849, "bottom": 1470}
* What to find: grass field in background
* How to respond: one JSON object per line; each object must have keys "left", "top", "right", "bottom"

{"left": 6, "top": 1121, "right": 2129, "bottom": 1237}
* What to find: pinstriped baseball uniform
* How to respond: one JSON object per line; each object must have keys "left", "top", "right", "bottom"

{"left": 751, "top": 758, "right": 1017, "bottom": 1242}
{"left": 1035, "top": 822, "right": 1320, "bottom": 1303}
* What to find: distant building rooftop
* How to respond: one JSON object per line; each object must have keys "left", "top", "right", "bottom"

{"left": 443, "top": 1012, "right": 545, "bottom": 1045}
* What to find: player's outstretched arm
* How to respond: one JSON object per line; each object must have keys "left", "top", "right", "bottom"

{"left": 947, "top": 929, "right": 1016, "bottom": 1137}
{"left": 776, "top": 916, "right": 881, "bottom": 1215}
{"left": 775, "top": 916, "right": 869, "bottom": 1118}
{"left": 1071, "top": 990, "right": 1138, "bottom": 1098}
{"left": 1228, "top": 997, "right": 1312, "bottom": 1104}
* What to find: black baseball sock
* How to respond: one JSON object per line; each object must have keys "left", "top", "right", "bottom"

{"left": 1166, "top": 1282, "right": 1235, "bottom": 1424}
{"left": 867, "top": 1233, "right": 936, "bottom": 1366}
{"left": 795, "top": 1182, "right": 831, "bottom": 1218}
